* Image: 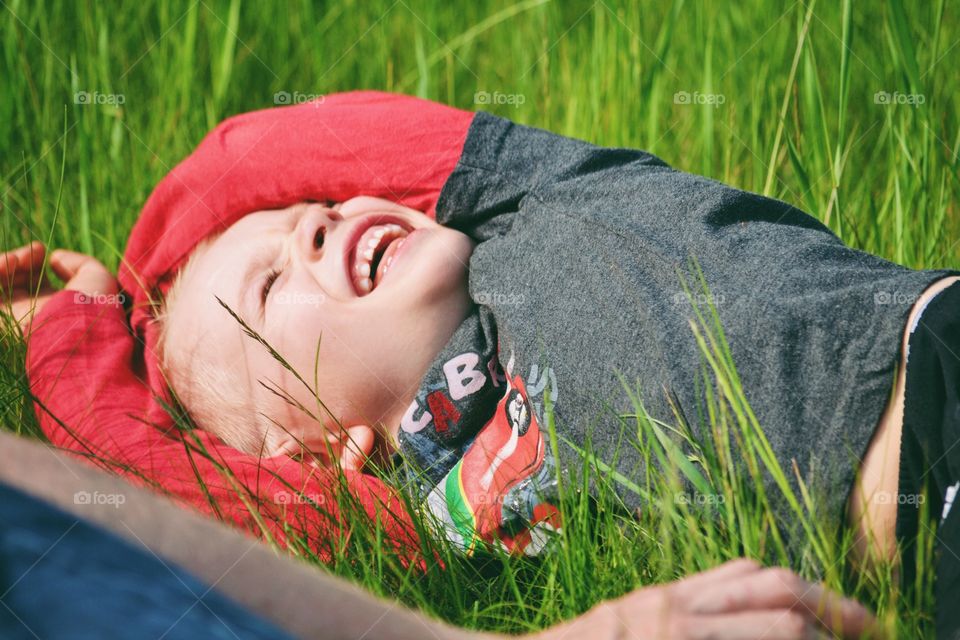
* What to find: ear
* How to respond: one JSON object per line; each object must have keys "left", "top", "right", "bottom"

{"left": 338, "top": 424, "right": 376, "bottom": 472}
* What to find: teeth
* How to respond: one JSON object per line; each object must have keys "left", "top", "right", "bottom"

{"left": 383, "top": 255, "right": 395, "bottom": 273}
{"left": 352, "top": 222, "right": 409, "bottom": 296}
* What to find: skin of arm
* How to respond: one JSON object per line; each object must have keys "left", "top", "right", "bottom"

{"left": 848, "top": 274, "right": 960, "bottom": 568}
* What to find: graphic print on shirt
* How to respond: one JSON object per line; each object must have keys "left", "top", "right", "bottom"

{"left": 427, "top": 373, "right": 561, "bottom": 555}
{"left": 396, "top": 340, "right": 562, "bottom": 556}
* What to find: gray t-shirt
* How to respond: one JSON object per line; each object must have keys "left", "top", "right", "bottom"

{"left": 391, "top": 112, "right": 958, "bottom": 556}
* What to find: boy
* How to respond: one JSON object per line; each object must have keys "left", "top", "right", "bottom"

{"left": 7, "top": 91, "right": 960, "bottom": 633}
{"left": 154, "top": 194, "right": 563, "bottom": 554}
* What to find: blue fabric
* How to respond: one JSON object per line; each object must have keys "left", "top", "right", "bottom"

{"left": 0, "top": 482, "right": 293, "bottom": 640}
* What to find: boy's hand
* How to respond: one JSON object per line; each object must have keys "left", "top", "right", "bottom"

{"left": 297, "top": 425, "right": 374, "bottom": 472}
{"left": 338, "top": 425, "right": 375, "bottom": 472}
{"left": 1, "top": 241, "right": 119, "bottom": 335}
{"left": 535, "top": 559, "right": 881, "bottom": 640}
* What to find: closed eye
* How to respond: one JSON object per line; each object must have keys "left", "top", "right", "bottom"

{"left": 261, "top": 268, "right": 281, "bottom": 306}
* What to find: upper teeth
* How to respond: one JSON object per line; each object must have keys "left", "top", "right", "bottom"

{"left": 352, "top": 223, "right": 408, "bottom": 295}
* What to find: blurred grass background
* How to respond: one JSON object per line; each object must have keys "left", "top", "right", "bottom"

{"left": 2, "top": 0, "right": 959, "bottom": 637}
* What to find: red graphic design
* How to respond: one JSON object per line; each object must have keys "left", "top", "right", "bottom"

{"left": 458, "top": 375, "right": 546, "bottom": 538}
{"left": 427, "top": 390, "right": 460, "bottom": 435}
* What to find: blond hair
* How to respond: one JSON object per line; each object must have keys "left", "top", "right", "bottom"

{"left": 154, "top": 237, "right": 276, "bottom": 455}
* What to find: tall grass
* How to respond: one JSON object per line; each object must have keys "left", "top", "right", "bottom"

{"left": 2, "top": 0, "right": 958, "bottom": 637}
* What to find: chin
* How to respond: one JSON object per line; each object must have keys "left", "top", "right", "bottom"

{"left": 400, "top": 232, "right": 472, "bottom": 299}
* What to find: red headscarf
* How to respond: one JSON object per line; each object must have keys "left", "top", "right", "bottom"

{"left": 116, "top": 91, "right": 474, "bottom": 428}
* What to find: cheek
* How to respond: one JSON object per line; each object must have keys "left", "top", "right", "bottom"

{"left": 272, "top": 297, "right": 366, "bottom": 362}
{"left": 273, "top": 278, "right": 330, "bottom": 315}
{"left": 269, "top": 297, "right": 326, "bottom": 358}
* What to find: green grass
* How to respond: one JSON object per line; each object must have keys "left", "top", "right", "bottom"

{"left": 2, "top": 0, "right": 959, "bottom": 637}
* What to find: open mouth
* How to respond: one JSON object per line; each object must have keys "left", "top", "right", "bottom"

{"left": 347, "top": 216, "right": 414, "bottom": 296}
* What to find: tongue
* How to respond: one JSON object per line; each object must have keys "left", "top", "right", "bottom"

{"left": 373, "top": 237, "right": 407, "bottom": 287}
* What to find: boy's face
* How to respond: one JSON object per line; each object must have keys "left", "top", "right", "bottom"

{"left": 169, "top": 196, "right": 475, "bottom": 456}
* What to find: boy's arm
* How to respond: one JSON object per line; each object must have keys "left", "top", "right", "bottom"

{"left": 17, "top": 259, "right": 420, "bottom": 561}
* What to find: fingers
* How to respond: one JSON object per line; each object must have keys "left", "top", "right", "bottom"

{"left": 338, "top": 425, "right": 375, "bottom": 471}
{"left": 0, "top": 245, "right": 110, "bottom": 290}
{"left": 788, "top": 583, "right": 878, "bottom": 639}
{"left": 689, "top": 567, "right": 812, "bottom": 614}
{"left": 0, "top": 245, "right": 120, "bottom": 310}
{"left": 50, "top": 250, "right": 119, "bottom": 298}
{"left": 621, "top": 559, "right": 763, "bottom": 618}
{"left": 47, "top": 249, "right": 93, "bottom": 281}
{"left": 687, "top": 610, "right": 825, "bottom": 640}
{"left": 671, "top": 558, "right": 763, "bottom": 595}
{"left": 688, "top": 567, "right": 877, "bottom": 638}
{"left": 0, "top": 242, "right": 48, "bottom": 287}
{"left": 549, "top": 562, "right": 879, "bottom": 640}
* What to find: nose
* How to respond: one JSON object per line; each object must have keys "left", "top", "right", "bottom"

{"left": 294, "top": 204, "right": 343, "bottom": 262}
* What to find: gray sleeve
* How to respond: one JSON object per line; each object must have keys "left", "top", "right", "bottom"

{"left": 435, "top": 111, "right": 669, "bottom": 243}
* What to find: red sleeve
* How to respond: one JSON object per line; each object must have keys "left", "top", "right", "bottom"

{"left": 25, "top": 291, "right": 422, "bottom": 563}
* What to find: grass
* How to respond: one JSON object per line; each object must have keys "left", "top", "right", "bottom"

{"left": 2, "top": 0, "right": 959, "bottom": 637}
